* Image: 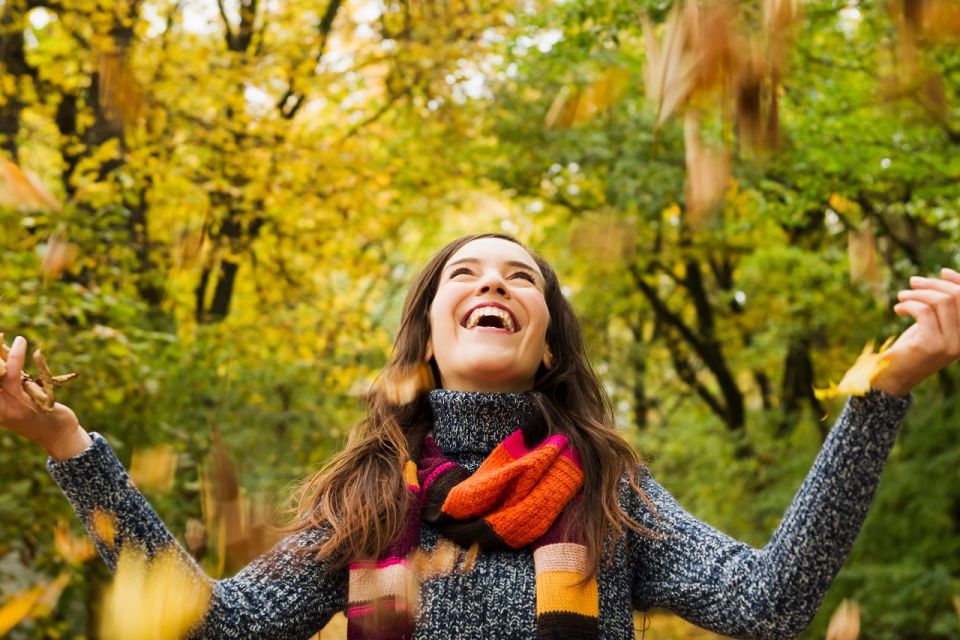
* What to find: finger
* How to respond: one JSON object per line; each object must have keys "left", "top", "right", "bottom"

{"left": 897, "top": 290, "right": 952, "bottom": 345}
{"left": 941, "top": 267, "right": 960, "bottom": 285}
{"left": 893, "top": 299, "right": 943, "bottom": 338}
{"left": 909, "top": 275, "right": 960, "bottom": 296}
{"left": 3, "top": 336, "right": 26, "bottom": 392}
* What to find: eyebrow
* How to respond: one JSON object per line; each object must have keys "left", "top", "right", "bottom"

{"left": 445, "top": 257, "right": 541, "bottom": 277}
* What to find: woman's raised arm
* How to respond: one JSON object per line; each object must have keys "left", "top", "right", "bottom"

{"left": 2, "top": 335, "right": 347, "bottom": 639}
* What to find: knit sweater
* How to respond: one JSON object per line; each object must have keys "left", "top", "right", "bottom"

{"left": 46, "top": 388, "right": 912, "bottom": 640}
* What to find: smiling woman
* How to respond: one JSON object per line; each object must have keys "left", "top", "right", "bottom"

{"left": 2, "top": 233, "right": 959, "bottom": 639}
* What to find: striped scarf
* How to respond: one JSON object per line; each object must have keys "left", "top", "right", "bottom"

{"left": 346, "top": 428, "right": 598, "bottom": 639}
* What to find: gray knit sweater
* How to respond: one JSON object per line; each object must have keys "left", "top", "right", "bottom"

{"left": 47, "top": 388, "right": 911, "bottom": 639}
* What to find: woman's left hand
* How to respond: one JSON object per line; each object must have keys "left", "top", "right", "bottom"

{"left": 871, "top": 267, "right": 960, "bottom": 397}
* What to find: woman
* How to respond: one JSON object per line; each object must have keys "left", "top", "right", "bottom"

{"left": 2, "top": 233, "right": 958, "bottom": 639}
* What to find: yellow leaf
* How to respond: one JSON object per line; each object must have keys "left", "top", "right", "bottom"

{"left": 0, "top": 585, "right": 44, "bottom": 635}
{"left": 130, "top": 444, "right": 178, "bottom": 494}
{"left": 826, "top": 599, "right": 860, "bottom": 640}
{"left": 814, "top": 338, "right": 895, "bottom": 399}
{"left": 100, "top": 547, "right": 211, "bottom": 640}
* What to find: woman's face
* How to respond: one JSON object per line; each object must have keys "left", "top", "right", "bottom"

{"left": 428, "top": 237, "right": 551, "bottom": 392}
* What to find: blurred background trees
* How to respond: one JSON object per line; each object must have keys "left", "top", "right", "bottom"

{"left": 0, "top": 0, "right": 958, "bottom": 637}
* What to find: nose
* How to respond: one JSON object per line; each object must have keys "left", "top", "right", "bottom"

{"left": 475, "top": 270, "right": 510, "bottom": 298}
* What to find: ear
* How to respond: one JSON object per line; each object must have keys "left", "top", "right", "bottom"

{"left": 542, "top": 346, "right": 554, "bottom": 370}
{"left": 424, "top": 338, "right": 433, "bottom": 363}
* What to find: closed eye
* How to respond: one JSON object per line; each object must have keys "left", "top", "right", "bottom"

{"left": 511, "top": 271, "right": 536, "bottom": 283}
{"left": 449, "top": 267, "right": 475, "bottom": 278}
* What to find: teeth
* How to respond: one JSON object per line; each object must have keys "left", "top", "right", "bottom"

{"left": 465, "top": 307, "right": 515, "bottom": 332}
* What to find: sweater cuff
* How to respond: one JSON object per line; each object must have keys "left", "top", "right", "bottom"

{"left": 46, "top": 432, "right": 135, "bottom": 514}
{"left": 840, "top": 388, "right": 912, "bottom": 441}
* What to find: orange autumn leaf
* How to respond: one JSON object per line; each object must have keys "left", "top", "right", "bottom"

{"left": 54, "top": 521, "right": 96, "bottom": 564}
{"left": 826, "top": 598, "right": 860, "bottom": 640}
{"left": 92, "top": 508, "right": 118, "bottom": 550}
{"left": 0, "top": 158, "right": 61, "bottom": 212}
{"left": 814, "top": 338, "right": 895, "bottom": 400}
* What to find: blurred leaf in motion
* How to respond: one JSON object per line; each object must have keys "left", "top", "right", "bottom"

{"left": 0, "top": 158, "right": 61, "bottom": 212}
{"left": 130, "top": 444, "right": 178, "bottom": 494}
{"left": 826, "top": 598, "right": 860, "bottom": 640}
{"left": 54, "top": 521, "right": 96, "bottom": 564}
{"left": 40, "top": 234, "right": 79, "bottom": 280}
{"left": 814, "top": 338, "right": 895, "bottom": 400}
{"left": 100, "top": 547, "right": 211, "bottom": 640}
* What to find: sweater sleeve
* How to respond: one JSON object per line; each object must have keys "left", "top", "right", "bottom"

{"left": 46, "top": 433, "right": 347, "bottom": 640}
{"left": 627, "top": 388, "right": 911, "bottom": 640}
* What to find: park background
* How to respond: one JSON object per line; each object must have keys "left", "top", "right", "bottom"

{"left": 0, "top": 0, "right": 959, "bottom": 637}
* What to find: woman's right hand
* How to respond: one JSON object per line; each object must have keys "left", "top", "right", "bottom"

{"left": 2, "top": 335, "right": 91, "bottom": 460}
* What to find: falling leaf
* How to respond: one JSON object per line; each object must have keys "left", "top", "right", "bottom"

{"left": 684, "top": 111, "right": 729, "bottom": 226}
{"left": 814, "top": 338, "right": 895, "bottom": 400}
{"left": 98, "top": 50, "right": 146, "bottom": 127}
{"left": 381, "top": 363, "right": 434, "bottom": 406}
{"left": 100, "top": 546, "right": 211, "bottom": 640}
{"left": 643, "top": 9, "right": 696, "bottom": 129}
{"left": 569, "top": 211, "right": 636, "bottom": 264}
{"left": 826, "top": 598, "right": 860, "bottom": 640}
{"left": 185, "top": 518, "right": 207, "bottom": 555}
{"left": 54, "top": 521, "right": 96, "bottom": 564}
{"left": 130, "top": 444, "right": 178, "bottom": 494}
{"left": 40, "top": 234, "right": 79, "bottom": 280}
{"left": 0, "top": 585, "right": 44, "bottom": 635}
{"left": 0, "top": 158, "right": 61, "bottom": 212}
{"left": 848, "top": 220, "right": 886, "bottom": 301}
{"left": 544, "top": 67, "right": 630, "bottom": 130}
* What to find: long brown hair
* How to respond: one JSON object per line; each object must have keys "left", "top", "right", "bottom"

{"left": 286, "top": 233, "right": 654, "bottom": 575}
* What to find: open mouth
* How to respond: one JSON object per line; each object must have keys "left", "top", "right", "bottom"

{"left": 461, "top": 304, "right": 519, "bottom": 332}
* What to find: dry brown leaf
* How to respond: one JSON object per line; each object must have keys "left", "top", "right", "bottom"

{"left": 130, "top": 444, "right": 178, "bottom": 494}
{"left": 643, "top": 9, "right": 696, "bottom": 129}
{"left": 185, "top": 518, "right": 207, "bottom": 555}
{"left": 98, "top": 51, "right": 145, "bottom": 127}
{"left": 826, "top": 598, "right": 860, "bottom": 640}
{"left": 0, "top": 158, "right": 61, "bottom": 212}
{"left": 848, "top": 220, "right": 886, "bottom": 301}
{"left": 814, "top": 338, "right": 895, "bottom": 400}
{"left": 688, "top": 0, "right": 743, "bottom": 93}
{"left": 100, "top": 547, "right": 211, "bottom": 640}
{"left": 684, "top": 111, "right": 730, "bottom": 225}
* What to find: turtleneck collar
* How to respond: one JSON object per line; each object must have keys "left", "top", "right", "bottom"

{"left": 427, "top": 389, "right": 537, "bottom": 456}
